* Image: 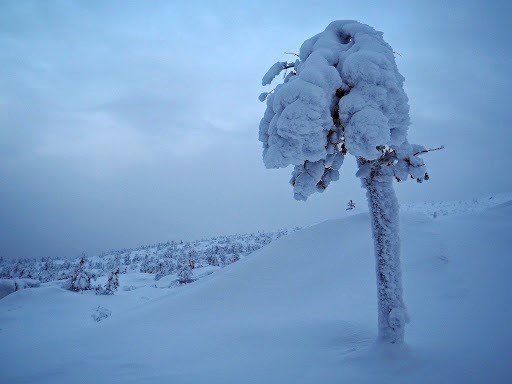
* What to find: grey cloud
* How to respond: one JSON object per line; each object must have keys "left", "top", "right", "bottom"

{"left": 0, "top": 0, "right": 510, "bottom": 259}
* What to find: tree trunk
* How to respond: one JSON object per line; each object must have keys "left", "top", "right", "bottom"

{"left": 362, "top": 164, "right": 408, "bottom": 344}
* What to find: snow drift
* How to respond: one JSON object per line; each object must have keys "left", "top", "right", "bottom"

{"left": 0, "top": 278, "right": 40, "bottom": 300}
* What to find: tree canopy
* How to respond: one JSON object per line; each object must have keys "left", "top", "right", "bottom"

{"left": 259, "top": 20, "right": 429, "bottom": 201}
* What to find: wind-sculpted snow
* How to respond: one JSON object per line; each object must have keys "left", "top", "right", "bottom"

{"left": 259, "top": 20, "right": 423, "bottom": 201}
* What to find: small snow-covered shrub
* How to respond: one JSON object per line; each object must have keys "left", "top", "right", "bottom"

{"left": 122, "top": 285, "right": 137, "bottom": 291}
{"left": 224, "top": 253, "right": 240, "bottom": 266}
{"left": 104, "top": 269, "right": 119, "bottom": 295}
{"left": 206, "top": 253, "right": 220, "bottom": 267}
{"left": 95, "top": 269, "right": 120, "bottom": 295}
{"left": 177, "top": 255, "right": 192, "bottom": 285}
{"left": 154, "top": 259, "right": 176, "bottom": 281}
{"left": 66, "top": 257, "right": 95, "bottom": 292}
{"left": 91, "top": 305, "right": 111, "bottom": 322}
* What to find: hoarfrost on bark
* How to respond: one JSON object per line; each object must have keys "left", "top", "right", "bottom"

{"left": 362, "top": 164, "right": 408, "bottom": 343}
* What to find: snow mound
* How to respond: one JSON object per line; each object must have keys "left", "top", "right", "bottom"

{"left": 0, "top": 278, "right": 40, "bottom": 300}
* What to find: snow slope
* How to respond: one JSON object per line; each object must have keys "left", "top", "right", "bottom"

{"left": 0, "top": 197, "right": 511, "bottom": 383}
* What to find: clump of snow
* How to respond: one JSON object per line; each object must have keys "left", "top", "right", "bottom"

{"left": 262, "top": 61, "right": 288, "bottom": 86}
{"left": 344, "top": 107, "right": 390, "bottom": 160}
{"left": 258, "top": 92, "right": 270, "bottom": 102}
{"left": 260, "top": 79, "right": 336, "bottom": 169}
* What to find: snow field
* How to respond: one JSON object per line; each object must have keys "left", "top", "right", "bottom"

{"left": 0, "top": 196, "right": 511, "bottom": 383}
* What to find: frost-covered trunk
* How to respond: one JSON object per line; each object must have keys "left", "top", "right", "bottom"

{"left": 362, "top": 163, "right": 408, "bottom": 344}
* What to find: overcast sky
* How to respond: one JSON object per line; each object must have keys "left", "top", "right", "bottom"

{"left": 1, "top": 0, "right": 510, "bottom": 260}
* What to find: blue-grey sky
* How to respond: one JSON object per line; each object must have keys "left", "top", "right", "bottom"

{"left": 1, "top": 0, "right": 510, "bottom": 259}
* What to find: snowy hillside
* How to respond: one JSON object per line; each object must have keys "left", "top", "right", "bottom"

{"left": 0, "top": 195, "right": 511, "bottom": 383}
{"left": 0, "top": 228, "right": 292, "bottom": 288}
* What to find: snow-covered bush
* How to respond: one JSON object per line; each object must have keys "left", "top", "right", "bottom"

{"left": 91, "top": 305, "right": 111, "bottom": 322}
{"left": 155, "top": 259, "right": 176, "bottom": 281}
{"left": 176, "top": 255, "right": 193, "bottom": 285}
{"left": 66, "top": 257, "right": 95, "bottom": 292}
{"left": 205, "top": 253, "right": 220, "bottom": 267}
{"left": 122, "top": 285, "right": 137, "bottom": 292}
{"left": 103, "top": 269, "right": 120, "bottom": 295}
{"left": 140, "top": 256, "right": 160, "bottom": 274}
{"left": 224, "top": 253, "right": 240, "bottom": 266}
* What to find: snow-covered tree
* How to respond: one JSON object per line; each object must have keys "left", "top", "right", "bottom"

{"left": 103, "top": 269, "right": 120, "bottom": 295}
{"left": 177, "top": 255, "right": 193, "bottom": 285}
{"left": 155, "top": 259, "right": 176, "bottom": 281}
{"left": 66, "top": 257, "right": 95, "bottom": 292}
{"left": 205, "top": 251, "right": 220, "bottom": 267}
{"left": 259, "top": 21, "right": 440, "bottom": 344}
{"left": 224, "top": 253, "right": 240, "bottom": 266}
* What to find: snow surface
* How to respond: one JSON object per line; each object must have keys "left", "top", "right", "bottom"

{"left": 0, "top": 195, "right": 511, "bottom": 383}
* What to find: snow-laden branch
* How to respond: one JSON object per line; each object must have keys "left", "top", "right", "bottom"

{"left": 413, "top": 145, "right": 445, "bottom": 156}
{"left": 261, "top": 61, "right": 295, "bottom": 86}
